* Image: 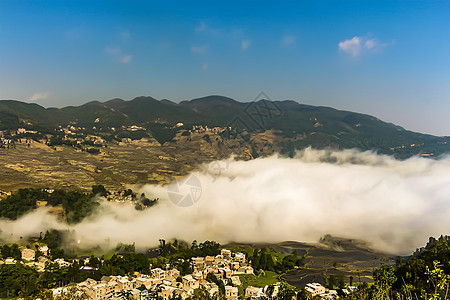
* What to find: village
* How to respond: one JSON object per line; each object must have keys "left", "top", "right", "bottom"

{"left": 0, "top": 244, "right": 346, "bottom": 300}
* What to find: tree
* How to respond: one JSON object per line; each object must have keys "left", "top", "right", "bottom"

{"left": 206, "top": 272, "right": 225, "bottom": 294}
{"left": 88, "top": 255, "right": 100, "bottom": 268}
{"left": 1, "top": 244, "right": 11, "bottom": 258}
{"left": 373, "top": 265, "right": 396, "bottom": 299}
{"left": 187, "top": 287, "right": 225, "bottom": 300}
{"left": 43, "top": 230, "right": 63, "bottom": 249}
{"left": 425, "top": 260, "right": 450, "bottom": 300}
{"left": 0, "top": 264, "right": 39, "bottom": 297}
{"left": 9, "top": 244, "right": 21, "bottom": 260}
{"left": 91, "top": 185, "right": 108, "bottom": 197}
{"left": 276, "top": 282, "right": 297, "bottom": 300}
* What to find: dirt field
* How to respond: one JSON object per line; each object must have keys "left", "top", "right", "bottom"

{"left": 0, "top": 132, "right": 256, "bottom": 192}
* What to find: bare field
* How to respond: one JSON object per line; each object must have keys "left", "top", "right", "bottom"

{"left": 0, "top": 133, "right": 252, "bottom": 192}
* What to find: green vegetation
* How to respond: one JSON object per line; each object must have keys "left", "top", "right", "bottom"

{"left": 0, "top": 111, "right": 20, "bottom": 130}
{"left": 151, "top": 240, "right": 221, "bottom": 275}
{"left": 157, "top": 239, "right": 221, "bottom": 258}
{"left": 41, "top": 230, "right": 65, "bottom": 259}
{"left": 0, "top": 188, "right": 38, "bottom": 219}
{"left": 8, "top": 236, "right": 450, "bottom": 299}
{"left": 1, "top": 96, "right": 449, "bottom": 158}
{"left": 239, "top": 270, "right": 280, "bottom": 289}
{"left": 1, "top": 244, "right": 21, "bottom": 260}
{"left": 342, "top": 236, "right": 450, "bottom": 299}
{"left": 0, "top": 239, "right": 222, "bottom": 298}
{"left": 206, "top": 272, "right": 225, "bottom": 294}
{"left": 249, "top": 247, "right": 303, "bottom": 273}
{"left": 0, "top": 185, "right": 158, "bottom": 225}
{"left": 185, "top": 287, "right": 225, "bottom": 300}
{"left": 0, "top": 264, "right": 40, "bottom": 297}
{"left": 116, "top": 129, "right": 150, "bottom": 141}
{"left": 147, "top": 123, "right": 178, "bottom": 144}
{"left": 0, "top": 187, "right": 100, "bottom": 223}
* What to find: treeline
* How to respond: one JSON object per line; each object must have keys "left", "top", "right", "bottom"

{"left": 0, "top": 264, "right": 41, "bottom": 298}
{"left": 250, "top": 247, "right": 303, "bottom": 273}
{"left": 46, "top": 136, "right": 102, "bottom": 154}
{"left": 146, "top": 123, "right": 178, "bottom": 144}
{"left": 0, "top": 188, "right": 38, "bottom": 219}
{"left": 0, "top": 185, "right": 158, "bottom": 223}
{"left": 343, "top": 235, "right": 450, "bottom": 299}
{"left": 0, "top": 186, "right": 101, "bottom": 223}
{"left": 158, "top": 239, "right": 221, "bottom": 258}
{"left": 152, "top": 239, "right": 221, "bottom": 275}
{"left": 0, "top": 244, "right": 21, "bottom": 260}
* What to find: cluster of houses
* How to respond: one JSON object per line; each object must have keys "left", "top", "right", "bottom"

{"left": 106, "top": 191, "right": 135, "bottom": 203}
{"left": 0, "top": 245, "right": 51, "bottom": 272}
{"left": 0, "top": 137, "right": 14, "bottom": 148}
{"left": 49, "top": 249, "right": 281, "bottom": 300}
{"left": 0, "top": 244, "right": 361, "bottom": 300}
{"left": 1, "top": 125, "right": 109, "bottom": 149}
{"left": 58, "top": 125, "right": 84, "bottom": 134}
{"left": 191, "top": 125, "right": 228, "bottom": 134}
{"left": 305, "top": 283, "right": 339, "bottom": 299}
{"left": 56, "top": 127, "right": 107, "bottom": 147}
{"left": 125, "top": 125, "right": 146, "bottom": 132}
{"left": 17, "top": 128, "right": 38, "bottom": 134}
{"left": 305, "top": 282, "right": 357, "bottom": 299}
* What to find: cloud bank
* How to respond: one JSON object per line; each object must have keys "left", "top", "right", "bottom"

{"left": 1, "top": 148, "right": 450, "bottom": 255}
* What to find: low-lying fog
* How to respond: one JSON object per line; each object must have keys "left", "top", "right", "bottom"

{"left": 1, "top": 148, "right": 450, "bottom": 255}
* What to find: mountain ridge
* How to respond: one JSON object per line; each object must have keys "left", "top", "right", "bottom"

{"left": 0, "top": 95, "right": 448, "bottom": 158}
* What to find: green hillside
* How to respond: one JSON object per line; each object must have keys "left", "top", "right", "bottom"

{"left": 0, "top": 96, "right": 449, "bottom": 158}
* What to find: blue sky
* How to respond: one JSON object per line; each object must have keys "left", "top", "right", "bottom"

{"left": 1, "top": 1, "right": 449, "bottom": 135}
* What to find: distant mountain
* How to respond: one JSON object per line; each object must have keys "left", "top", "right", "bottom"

{"left": 0, "top": 96, "right": 449, "bottom": 158}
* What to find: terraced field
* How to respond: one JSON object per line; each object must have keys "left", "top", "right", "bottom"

{"left": 0, "top": 132, "right": 253, "bottom": 193}
{"left": 225, "top": 237, "right": 394, "bottom": 289}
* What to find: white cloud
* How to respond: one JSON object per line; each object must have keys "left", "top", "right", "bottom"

{"left": 28, "top": 92, "right": 50, "bottom": 102}
{"left": 105, "top": 46, "right": 132, "bottom": 64}
{"left": 339, "top": 36, "right": 386, "bottom": 57}
{"left": 365, "top": 38, "right": 376, "bottom": 49}
{"left": 282, "top": 35, "right": 296, "bottom": 46}
{"left": 190, "top": 45, "right": 209, "bottom": 54}
{"left": 202, "top": 63, "right": 208, "bottom": 72}
{"left": 338, "top": 36, "right": 362, "bottom": 57}
{"left": 241, "top": 39, "right": 251, "bottom": 51}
